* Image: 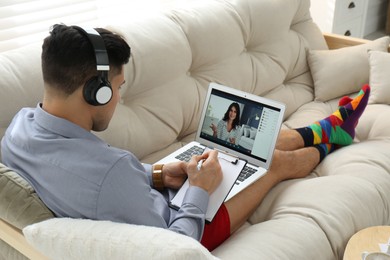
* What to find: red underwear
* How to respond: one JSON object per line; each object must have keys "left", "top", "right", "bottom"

{"left": 200, "top": 204, "right": 231, "bottom": 251}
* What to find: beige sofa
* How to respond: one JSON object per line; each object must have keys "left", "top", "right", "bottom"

{"left": 1, "top": 0, "right": 390, "bottom": 259}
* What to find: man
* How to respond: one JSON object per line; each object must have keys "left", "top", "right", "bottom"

{"left": 1, "top": 24, "right": 370, "bottom": 251}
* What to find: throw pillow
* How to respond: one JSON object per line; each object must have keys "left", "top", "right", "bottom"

{"left": 23, "top": 218, "right": 218, "bottom": 260}
{"left": 368, "top": 50, "right": 390, "bottom": 104}
{"left": 307, "top": 36, "right": 390, "bottom": 102}
{"left": 0, "top": 163, "right": 54, "bottom": 229}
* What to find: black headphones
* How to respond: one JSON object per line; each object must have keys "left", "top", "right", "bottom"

{"left": 73, "top": 26, "right": 112, "bottom": 106}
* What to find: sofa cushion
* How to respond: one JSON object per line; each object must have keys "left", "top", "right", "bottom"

{"left": 308, "top": 36, "right": 390, "bottom": 102}
{"left": 0, "top": 43, "right": 44, "bottom": 157}
{"left": 23, "top": 218, "right": 217, "bottom": 260}
{"left": 95, "top": 0, "right": 328, "bottom": 162}
{"left": 0, "top": 163, "right": 54, "bottom": 230}
{"left": 368, "top": 50, "right": 390, "bottom": 105}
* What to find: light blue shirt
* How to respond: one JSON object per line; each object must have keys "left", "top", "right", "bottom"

{"left": 1, "top": 104, "right": 209, "bottom": 240}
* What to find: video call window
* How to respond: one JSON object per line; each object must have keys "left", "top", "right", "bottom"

{"left": 200, "top": 89, "right": 281, "bottom": 162}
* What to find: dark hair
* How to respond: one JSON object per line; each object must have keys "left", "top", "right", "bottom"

{"left": 222, "top": 102, "right": 240, "bottom": 129}
{"left": 41, "top": 24, "right": 131, "bottom": 95}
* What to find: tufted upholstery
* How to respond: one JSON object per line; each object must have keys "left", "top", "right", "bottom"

{"left": 0, "top": 0, "right": 327, "bottom": 162}
{"left": 94, "top": 0, "right": 328, "bottom": 162}
{"left": 0, "top": 43, "right": 43, "bottom": 154}
{"left": 1, "top": 0, "right": 390, "bottom": 259}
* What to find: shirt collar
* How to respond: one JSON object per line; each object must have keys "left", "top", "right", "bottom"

{"left": 34, "top": 103, "right": 105, "bottom": 143}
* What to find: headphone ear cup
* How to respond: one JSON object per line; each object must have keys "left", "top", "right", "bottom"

{"left": 96, "top": 79, "right": 113, "bottom": 105}
{"left": 83, "top": 76, "right": 112, "bottom": 106}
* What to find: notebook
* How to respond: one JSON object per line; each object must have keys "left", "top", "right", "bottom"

{"left": 156, "top": 82, "right": 285, "bottom": 221}
{"left": 169, "top": 146, "right": 247, "bottom": 222}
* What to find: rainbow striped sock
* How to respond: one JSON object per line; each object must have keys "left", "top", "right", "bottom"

{"left": 296, "top": 85, "right": 370, "bottom": 146}
{"left": 314, "top": 143, "right": 336, "bottom": 162}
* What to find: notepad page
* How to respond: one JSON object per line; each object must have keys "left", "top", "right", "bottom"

{"left": 170, "top": 150, "right": 246, "bottom": 222}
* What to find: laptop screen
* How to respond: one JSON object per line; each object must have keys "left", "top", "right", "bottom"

{"left": 197, "top": 83, "right": 285, "bottom": 168}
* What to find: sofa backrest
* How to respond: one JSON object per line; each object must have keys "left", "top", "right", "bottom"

{"left": 95, "top": 0, "right": 328, "bottom": 160}
{"left": 0, "top": 43, "right": 43, "bottom": 158}
{"left": 0, "top": 0, "right": 327, "bottom": 162}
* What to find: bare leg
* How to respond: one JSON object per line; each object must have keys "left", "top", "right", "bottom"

{"left": 222, "top": 88, "right": 371, "bottom": 233}
{"left": 224, "top": 145, "right": 320, "bottom": 234}
{"left": 276, "top": 129, "right": 304, "bottom": 151}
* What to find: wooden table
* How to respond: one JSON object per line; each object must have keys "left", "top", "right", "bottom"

{"left": 344, "top": 226, "right": 390, "bottom": 260}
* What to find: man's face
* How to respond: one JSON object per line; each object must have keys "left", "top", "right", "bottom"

{"left": 91, "top": 67, "right": 125, "bottom": 132}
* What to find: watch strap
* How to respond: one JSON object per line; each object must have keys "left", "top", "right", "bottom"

{"left": 152, "top": 164, "right": 164, "bottom": 190}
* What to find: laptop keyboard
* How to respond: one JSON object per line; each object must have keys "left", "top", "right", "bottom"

{"left": 236, "top": 166, "right": 257, "bottom": 185}
{"left": 174, "top": 145, "right": 258, "bottom": 185}
{"left": 175, "top": 145, "right": 204, "bottom": 162}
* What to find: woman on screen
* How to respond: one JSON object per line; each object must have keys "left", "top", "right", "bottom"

{"left": 210, "top": 102, "right": 241, "bottom": 144}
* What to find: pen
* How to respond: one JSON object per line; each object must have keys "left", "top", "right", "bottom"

{"left": 197, "top": 159, "right": 204, "bottom": 171}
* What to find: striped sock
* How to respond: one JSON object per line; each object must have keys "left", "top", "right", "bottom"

{"left": 296, "top": 85, "right": 370, "bottom": 146}
{"left": 314, "top": 143, "right": 336, "bottom": 162}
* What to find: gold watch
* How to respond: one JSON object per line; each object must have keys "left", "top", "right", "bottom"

{"left": 152, "top": 164, "right": 164, "bottom": 190}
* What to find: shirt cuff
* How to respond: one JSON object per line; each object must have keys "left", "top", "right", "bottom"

{"left": 182, "top": 186, "right": 209, "bottom": 214}
{"left": 142, "top": 163, "right": 153, "bottom": 186}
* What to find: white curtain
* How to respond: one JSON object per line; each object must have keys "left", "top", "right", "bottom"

{"left": 0, "top": 0, "right": 177, "bottom": 52}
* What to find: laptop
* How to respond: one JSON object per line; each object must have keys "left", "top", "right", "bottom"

{"left": 156, "top": 82, "right": 285, "bottom": 202}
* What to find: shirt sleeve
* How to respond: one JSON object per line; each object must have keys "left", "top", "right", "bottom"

{"left": 142, "top": 163, "right": 153, "bottom": 186}
{"left": 217, "top": 120, "right": 225, "bottom": 140}
{"left": 233, "top": 126, "right": 240, "bottom": 142}
{"left": 97, "top": 155, "right": 208, "bottom": 241}
{"left": 168, "top": 186, "right": 209, "bottom": 238}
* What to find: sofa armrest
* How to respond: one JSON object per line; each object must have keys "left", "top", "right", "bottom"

{"left": 0, "top": 219, "right": 48, "bottom": 260}
{"left": 323, "top": 32, "right": 371, "bottom": 50}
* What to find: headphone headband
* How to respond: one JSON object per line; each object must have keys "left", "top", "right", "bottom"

{"left": 72, "top": 26, "right": 110, "bottom": 72}
{"left": 72, "top": 25, "right": 112, "bottom": 106}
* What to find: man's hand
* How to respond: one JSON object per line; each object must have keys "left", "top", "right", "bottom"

{"left": 161, "top": 161, "right": 188, "bottom": 189}
{"left": 187, "top": 150, "right": 222, "bottom": 195}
